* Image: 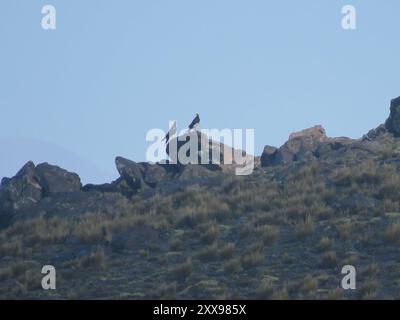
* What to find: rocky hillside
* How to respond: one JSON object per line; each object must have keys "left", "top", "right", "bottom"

{"left": 1, "top": 97, "right": 400, "bottom": 299}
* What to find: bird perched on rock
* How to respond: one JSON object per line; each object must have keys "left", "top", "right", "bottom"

{"left": 188, "top": 113, "right": 200, "bottom": 130}
{"left": 162, "top": 121, "right": 177, "bottom": 143}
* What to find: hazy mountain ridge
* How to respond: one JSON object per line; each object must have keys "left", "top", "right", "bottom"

{"left": 0, "top": 137, "right": 116, "bottom": 185}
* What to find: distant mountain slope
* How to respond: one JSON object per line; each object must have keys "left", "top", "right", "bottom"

{"left": 0, "top": 137, "right": 116, "bottom": 185}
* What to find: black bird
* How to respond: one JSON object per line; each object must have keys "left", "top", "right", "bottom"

{"left": 162, "top": 121, "right": 177, "bottom": 143}
{"left": 188, "top": 113, "right": 200, "bottom": 130}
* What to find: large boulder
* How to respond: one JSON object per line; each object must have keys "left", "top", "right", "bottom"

{"left": 143, "top": 163, "right": 168, "bottom": 187}
{"left": 260, "top": 145, "right": 278, "bottom": 167}
{"left": 281, "top": 125, "right": 328, "bottom": 163}
{"left": 166, "top": 130, "right": 253, "bottom": 174}
{"left": 115, "top": 157, "right": 145, "bottom": 190}
{"left": 166, "top": 131, "right": 219, "bottom": 165}
{"left": 261, "top": 125, "right": 328, "bottom": 166}
{"left": 385, "top": 96, "right": 400, "bottom": 136}
{"left": 0, "top": 161, "right": 42, "bottom": 214}
{"left": 261, "top": 125, "right": 358, "bottom": 166}
{"left": 315, "top": 137, "right": 354, "bottom": 158}
{"left": 115, "top": 157, "right": 168, "bottom": 190}
{"left": 0, "top": 161, "right": 83, "bottom": 227}
{"left": 35, "top": 162, "right": 81, "bottom": 196}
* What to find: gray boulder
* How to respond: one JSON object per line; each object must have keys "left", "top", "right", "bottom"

{"left": 0, "top": 161, "right": 83, "bottom": 228}
{"left": 115, "top": 157, "right": 168, "bottom": 190}
{"left": 261, "top": 125, "right": 358, "bottom": 166}
{"left": 385, "top": 96, "right": 400, "bottom": 136}
{"left": 363, "top": 124, "right": 388, "bottom": 141}
{"left": 143, "top": 163, "right": 168, "bottom": 187}
{"left": 260, "top": 145, "right": 278, "bottom": 167}
{"left": 315, "top": 137, "right": 354, "bottom": 158}
{"left": 166, "top": 130, "right": 253, "bottom": 174}
{"left": 0, "top": 161, "right": 42, "bottom": 214}
{"left": 115, "top": 157, "right": 146, "bottom": 190}
{"left": 166, "top": 130, "right": 217, "bottom": 165}
{"left": 35, "top": 162, "right": 81, "bottom": 196}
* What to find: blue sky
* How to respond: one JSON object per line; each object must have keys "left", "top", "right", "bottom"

{"left": 0, "top": 0, "right": 399, "bottom": 183}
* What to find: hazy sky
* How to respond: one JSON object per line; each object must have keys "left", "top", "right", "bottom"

{"left": 1, "top": 0, "right": 399, "bottom": 183}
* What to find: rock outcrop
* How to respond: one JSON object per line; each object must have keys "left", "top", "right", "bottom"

{"left": 35, "top": 163, "right": 82, "bottom": 196}
{"left": 115, "top": 156, "right": 169, "bottom": 190}
{"left": 2, "top": 96, "right": 400, "bottom": 230}
{"left": 261, "top": 126, "right": 327, "bottom": 166}
{"left": 0, "top": 161, "right": 82, "bottom": 227}
{"left": 0, "top": 161, "right": 42, "bottom": 215}
{"left": 166, "top": 130, "right": 254, "bottom": 174}
{"left": 166, "top": 131, "right": 223, "bottom": 166}
{"left": 385, "top": 96, "right": 400, "bottom": 136}
{"left": 261, "top": 125, "right": 356, "bottom": 167}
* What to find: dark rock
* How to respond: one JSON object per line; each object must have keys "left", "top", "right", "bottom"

{"left": 363, "top": 124, "right": 387, "bottom": 141}
{"left": 142, "top": 163, "right": 168, "bottom": 187}
{"left": 166, "top": 130, "right": 239, "bottom": 166}
{"left": 385, "top": 96, "right": 400, "bottom": 136}
{"left": 82, "top": 177, "right": 140, "bottom": 197}
{"left": 82, "top": 182, "right": 116, "bottom": 193}
{"left": 260, "top": 146, "right": 278, "bottom": 166}
{"left": 115, "top": 157, "right": 169, "bottom": 190}
{"left": 166, "top": 130, "right": 253, "bottom": 175}
{"left": 315, "top": 137, "right": 354, "bottom": 158}
{"left": 13, "top": 189, "right": 129, "bottom": 222}
{"left": 35, "top": 163, "right": 81, "bottom": 196}
{"left": 166, "top": 130, "right": 216, "bottom": 165}
{"left": 0, "top": 161, "right": 42, "bottom": 214}
{"left": 0, "top": 161, "right": 84, "bottom": 228}
{"left": 115, "top": 157, "right": 146, "bottom": 190}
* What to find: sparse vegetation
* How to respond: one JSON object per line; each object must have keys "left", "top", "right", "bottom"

{"left": 300, "top": 275, "right": 318, "bottom": 297}
{"left": 295, "top": 214, "right": 315, "bottom": 240}
{"left": 241, "top": 250, "right": 265, "bottom": 269}
{"left": 79, "top": 248, "right": 107, "bottom": 269}
{"left": 259, "top": 225, "right": 280, "bottom": 246}
{"left": 358, "top": 280, "right": 379, "bottom": 300}
{"left": 169, "top": 258, "right": 193, "bottom": 282}
{"left": 223, "top": 258, "right": 242, "bottom": 274}
{"left": 219, "top": 243, "right": 235, "bottom": 260}
{"left": 317, "top": 237, "right": 334, "bottom": 252}
{"left": 256, "top": 279, "right": 274, "bottom": 299}
{"left": 1, "top": 155, "right": 400, "bottom": 299}
{"left": 320, "top": 251, "right": 338, "bottom": 269}
{"left": 384, "top": 223, "right": 400, "bottom": 244}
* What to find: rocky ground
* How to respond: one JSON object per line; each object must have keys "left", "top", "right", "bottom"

{"left": 1, "top": 97, "right": 400, "bottom": 299}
